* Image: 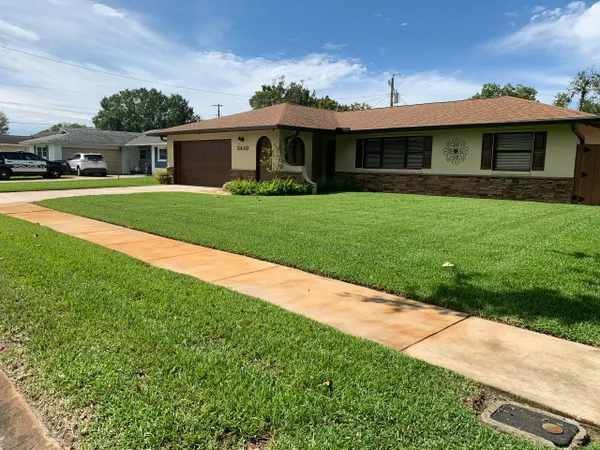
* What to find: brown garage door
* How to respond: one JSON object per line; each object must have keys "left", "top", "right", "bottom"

{"left": 176, "top": 140, "right": 231, "bottom": 187}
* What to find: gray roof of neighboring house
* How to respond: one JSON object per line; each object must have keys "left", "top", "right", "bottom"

{"left": 0, "top": 135, "right": 31, "bottom": 144}
{"left": 123, "top": 132, "right": 166, "bottom": 146}
{"left": 21, "top": 128, "right": 142, "bottom": 147}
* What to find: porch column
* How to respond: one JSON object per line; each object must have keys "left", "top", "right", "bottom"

{"left": 151, "top": 146, "right": 156, "bottom": 174}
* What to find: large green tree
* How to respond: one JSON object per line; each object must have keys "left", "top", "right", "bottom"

{"left": 0, "top": 111, "right": 8, "bottom": 135}
{"left": 249, "top": 77, "right": 370, "bottom": 111}
{"left": 93, "top": 88, "right": 198, "bottom": 132}
{"left": 41, "top": 122, "right": 87, "bottom": 133}
{"left": 472, "top": 83, "right": 538, "bottom": 101}
{"left": 553, "top": 69, "right": 600, "bottom": 113}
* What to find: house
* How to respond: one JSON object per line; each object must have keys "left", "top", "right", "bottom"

{"left": 20, "top": 128, "right": 168, "bottom": 175}
{"left": 0, "top": 135, "right": 31, "bottom": 152}
{"left": 151, "top": 96, "right": 600, "bottom": 204}
{"left": 122, "top": 133, "right": 169, "bottom": 174}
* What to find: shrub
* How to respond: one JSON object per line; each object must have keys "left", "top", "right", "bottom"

{"left": 154, "top": 170, "right": 172, "bottom": 184}
{"left": 224, "top": 178, "right": 312, "bottom": 196}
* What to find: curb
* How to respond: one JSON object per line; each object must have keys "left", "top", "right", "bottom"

{"left": 0, "top": 370, "right": 61, "bottom": 450}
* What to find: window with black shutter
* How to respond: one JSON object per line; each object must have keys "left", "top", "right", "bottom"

{"left": 493, "top": 133, "right": 534, "bottom": 171}
{"left": 355, "top": 136, "right": 431, "bottom": 169}
{"left": 532, "top": 131, "right": 547, "bottom": 171}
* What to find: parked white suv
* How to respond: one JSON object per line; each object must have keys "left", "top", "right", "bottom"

{"left": 67, "top": 153, "right": 108, "bottom": 176}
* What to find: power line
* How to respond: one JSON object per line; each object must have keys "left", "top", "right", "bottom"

{"left": 212, "top": 104, "right": 223, "bottom": 118}
{"left": 0, "top": 100, "right": 95, "bottom": 115}
{"left": 388, "top": 73, "right": 401, "bottom": 107}
{"left": 8, "top": 120, "right": 67, "bottom": 125}
{"left": 0, "top": 81, "right": 85, "bottom": 94}
{"left": 0, "top": 43, "right": 249, "bottom": 98}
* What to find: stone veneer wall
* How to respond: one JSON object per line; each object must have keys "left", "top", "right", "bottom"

{"left": 336, "top": 172, "right": 575, "bottom": 203}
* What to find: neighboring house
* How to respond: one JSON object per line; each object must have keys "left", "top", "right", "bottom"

{"left": 0, "top": 135, "right": 31, "bottom": 151}
{"left": 152, "top": 96, "right": 600, "bottom": 204}
{"left": 20, "top": 128, "right": 168, "bottom": 175}
{"left": 122, "top": 133, "right": 168, "bottom": 174}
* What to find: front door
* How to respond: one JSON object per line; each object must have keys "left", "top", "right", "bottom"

{"left": 574, "top": 144, "right": 600, "bottom": 205}
{"left": 312, "top": 133, "right": 336, "bottom": 184}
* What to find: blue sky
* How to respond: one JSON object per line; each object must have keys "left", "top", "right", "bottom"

{"left": 1, "top": 0, "right": 599, "bottom": 134}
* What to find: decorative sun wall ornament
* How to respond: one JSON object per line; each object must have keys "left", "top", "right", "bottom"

{"left": 443, "top": 137, "right": 470, "bottom": 165}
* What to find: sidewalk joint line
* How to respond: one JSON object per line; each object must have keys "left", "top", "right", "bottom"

{"left": 399, "top": 315, "right": 471, "bottom": 352}
{"left": 211, "top": 265, "right": 279, "bottom": 283}
{"left": 145, "top": 248, "right": 211, "bottom": 262}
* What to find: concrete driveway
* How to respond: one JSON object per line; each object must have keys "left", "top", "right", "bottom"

{"left": 0, "top": 184, "right": 226, "bottom": 204}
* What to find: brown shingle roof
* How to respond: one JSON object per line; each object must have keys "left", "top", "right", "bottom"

{"left": 153, "top": 97, "right": 598, "bottom": 136}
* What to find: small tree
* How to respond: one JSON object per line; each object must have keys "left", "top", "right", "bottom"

{"left": 472, "top": 83, "right": 538, "bottom": 101}
{"left": 0, "top": 111, "right": 8, "bottom": 135}
{"left": 553, "top": 92, "right": 572, "bottom": 108}
{"left": 41, "top": 122, "right": 87, "bottom": 133}
{"left": 553, "top": 69, "right": 600, "bottom": 112}
{"left": 258, "top": 130, "right": 284, "bottom": 179}
{"left": 249, "top": 77, "right": 371, "bottom": 111}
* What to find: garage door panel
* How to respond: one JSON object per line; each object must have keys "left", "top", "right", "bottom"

{"left": 177, "top": 140, "right": 231, "bottom": 187}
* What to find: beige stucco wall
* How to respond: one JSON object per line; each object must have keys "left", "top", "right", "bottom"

{"left": 167, "top": 129, "right": 314, "bottom": 175}
{"left": 336, "top": 123, "right": 579, "bottom": 178}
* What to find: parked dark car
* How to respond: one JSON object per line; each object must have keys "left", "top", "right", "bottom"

{"left": 0, "top": 151, "right": 70, "bottom": 180}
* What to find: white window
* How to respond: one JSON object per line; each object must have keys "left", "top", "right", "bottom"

{"left": 34, "top": 145, "right": 49, "bottom": 159}
{"left": 154, "top": 146, "right": 167, "bottom": 168}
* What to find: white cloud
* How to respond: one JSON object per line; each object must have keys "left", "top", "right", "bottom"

{"left": 0, "top": 0, "right": 483, "bottom": 134}
{"left": 322, "top": 42, "right": 348, "bottom": 51}
{"left": 92, "top": 3, "right": 125, "bottom": 18}
{"left": 492, "top": 1, "right": 600, "bottom": 62}
{"left": 0, "top": 19, "right": 39, "bottom": 42}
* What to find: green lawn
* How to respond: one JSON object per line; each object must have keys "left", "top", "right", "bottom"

{"left": 0, "top": 176, "right": 157, "bottom": 192}
{"left": 42, "top": 192, "right": 600, "bottom": 347}
{"left": 0, "top": 214, "right": 536, "bottom": 449}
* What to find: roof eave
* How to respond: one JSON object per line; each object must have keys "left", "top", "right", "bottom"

{"left": 343, "top": 117, "right": 600, "bottom": 134}
{"left": 150, "top": 124, "right": 337, "bottom": 137}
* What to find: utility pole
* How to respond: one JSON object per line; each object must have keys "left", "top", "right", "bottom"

{"left": 212, "top": 104, "right": 223, "bottom": 118}
{"left": 388, "top": 74, "right": 400, "bottom": 107}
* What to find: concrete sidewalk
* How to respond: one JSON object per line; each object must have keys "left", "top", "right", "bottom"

{"left": 0, "top": 184, "right": 226, "bottom": 204}
{"left": 2, "top": 202, "right": 600, "bottom": 427}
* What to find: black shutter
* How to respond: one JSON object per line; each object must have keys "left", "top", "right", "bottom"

{"left": 422, "top": 136, "right": 433, "bottom": 169}
{"left": 532, "top": 131, "right": 547, "bottom": 171}
{"left": 355, "top": 139, "right": 364, "bottom": 168}
{"left": 481, "top": 133, "right": 494, "bottom": 170}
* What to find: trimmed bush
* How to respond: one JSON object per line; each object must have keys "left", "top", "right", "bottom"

{"left": 154, "top": 170, "right": 173, "bottom": 184}
{"left": 224, "top": 178, "right": 312, "bottom": 196}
